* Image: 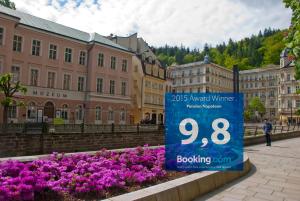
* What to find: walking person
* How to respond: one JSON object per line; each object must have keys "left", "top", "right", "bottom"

{"left": 263, "top": 119, "right": 272, "bottom": 146}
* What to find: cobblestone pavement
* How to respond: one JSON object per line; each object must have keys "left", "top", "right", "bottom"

{"left": 195, "top": 138, "right": 300, "bottom": 201}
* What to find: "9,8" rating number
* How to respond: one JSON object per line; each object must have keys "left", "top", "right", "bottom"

{"left": 179, "top": 118, "right": 230, "bottom": 147}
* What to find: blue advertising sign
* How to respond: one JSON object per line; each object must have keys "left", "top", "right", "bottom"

{"left": 165, "top": 93, "right": 244, "bottom": 171}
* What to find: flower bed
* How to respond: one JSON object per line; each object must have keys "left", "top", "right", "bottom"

{"left": 0, "top": 146, "right": 185, "bottom": 201}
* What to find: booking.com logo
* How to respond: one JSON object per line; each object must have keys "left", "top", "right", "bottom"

{"left": 177, "top": 155, "right": 232, "bottom": 165}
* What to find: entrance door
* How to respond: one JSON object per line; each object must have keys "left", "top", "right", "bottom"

{"left": 44, "top": 102, "right": 54, "bottom": 119}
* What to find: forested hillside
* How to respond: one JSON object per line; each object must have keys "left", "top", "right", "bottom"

{"left": 153, "top": 28, "right": 285, "bottom": 70}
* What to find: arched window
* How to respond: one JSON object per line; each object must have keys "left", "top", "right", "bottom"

{"left": 27, "top": 102, "right": 37, "bottom": 120}
{"left": 95, "top": 106, "right": 101, "bottom": 121}
{"left": 76, "top": 105, "right": 83, "bottom": 120}
{"left": 61, "top": 104, "right": 68, "bottom": 120}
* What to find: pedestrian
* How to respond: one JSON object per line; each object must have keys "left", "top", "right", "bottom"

{"left": 263, "top": 119, "right": 272, "bottom": 146}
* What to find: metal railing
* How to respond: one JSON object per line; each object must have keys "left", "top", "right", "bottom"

{"left": 0, "top": 123, "right": 164, "bottom": 134}
{"left": 0, "top": 123, "right": 299, "bottom": 136}
{"left": 244, "top": 124, "right": 300, "bottom": 137}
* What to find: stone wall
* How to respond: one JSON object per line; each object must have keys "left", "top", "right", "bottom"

{"left": 1, "top": 130, "right": 300, "bottom": 158}
{"left": 0, "top": 131, "right": 164, "bottom": 157}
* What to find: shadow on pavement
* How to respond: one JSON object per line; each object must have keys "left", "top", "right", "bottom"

{"left": 194, "top": 164, "right": 257, "bottom": 201}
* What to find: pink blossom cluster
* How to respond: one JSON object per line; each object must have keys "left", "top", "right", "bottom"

{"left": 0, "top": 146, "right": 166, "bottom": 201}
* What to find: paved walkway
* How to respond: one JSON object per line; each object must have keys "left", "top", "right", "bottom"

{"left": 195, "top": 138, "right": 300, "bottom": 201}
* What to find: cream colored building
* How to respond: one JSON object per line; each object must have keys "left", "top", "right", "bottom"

{"left": 167, "top": 56, "right": 233, "bottom": 93}
{"left": 239, "top": 65, "right": 280, "bottom": 120}
{"left": 278, "top": 49, "right": 299, "bottom": 124}
{"left": 110, "top": 33, "right": 166, "bottom": 124}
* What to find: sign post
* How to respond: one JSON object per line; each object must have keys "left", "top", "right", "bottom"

{"left": 165, "top": 93, "right": 244, "bottom": 171}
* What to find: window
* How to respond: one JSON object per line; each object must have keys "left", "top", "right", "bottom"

{"left": 79, "top": 51, "right": 86, "bottom": 65}
{"left": 47, "top": 72, "right": 55, "bottom": 88}
{"left": 109, "top": 80, "right": 115, "bottom": 95}
{"left": 121, "top": 81, "right": 126, "bottom": 96}
{"left": 65, "top": 48, "right": 72, "bottom": 63}
{"left": 96, "top": 78, "right": 103, "bottom": 93}
{"left": 13, "top": 35, "right": 22, "bottom": 52}
{"left": 288, "top": 100, "right": 292, "bottom": 108}
{"left": 95, "top": 106, "right": 101, "bottom": 121}
{"left": 76, "top": 105, "right": 83, "bottom": 120}
{"left": 32, "top": 40, "right": 41, "bottom": 56}
{"left": 296, "top": 100, "right": 300, "bottom": 108}
{"left": 98, "top": 53, "right": 104, "bottom": 67}
{"left": 111, "top": 56, "right": 116, "bottom": 69}
{"left": 108, "top": 109, "right": 114, "bottom": 121}
{"left": 122, "top": 59, "right": 127, "bottom": 72}
{"left": 120, "top": 108, "right": 126, "bottom": 122}
{"left": 11, "top": 66, "right": 20, "bottom": 82}
{"left": 287, "top": 74, "right": 291, "bottom": 81}
{"left": 30, "top": 69, "right": 38, "bottom": 86}
{"left": 63, "top": 74, "right": 71, "bottom": 90}
{"left": 49, "top": 44, "right": 57, "bottom": 60}
{"left": 27, "top": 102, "right": 37, "bottom": 120}
{"left": 190, "top": 78, "right": 193, "bottom": 83}
{"left": 287, "top": 86, "right": 291, "bottom": 94}
{"left": 206, "top": 76, "right": 209, "bottom": 82}
{"left": 182, "top": 79, "right": 185, "bottom": 84}
{"left": 0, "top": 27, "right": 3, "bottom": 45}
{"left": 159, "top": 84, "right": 163, "bottom": 90}
{"left": 61, "top": 104, "right": 68, "bottom": 120}
{"left": 0, "top": 59, "right": 3, "bottom": 73}
{"left": 8, "top": 102, "right": 17, "bottom": 119}
{"left": 145, "top": 81, "right": 151, "bottom": 88}
{"left": 78, "top": 76, "right": 85, "bottom": 91}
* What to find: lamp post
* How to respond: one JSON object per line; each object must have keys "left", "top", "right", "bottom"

{"left": 290, "top": 100, "right": 293, "bottom": 125}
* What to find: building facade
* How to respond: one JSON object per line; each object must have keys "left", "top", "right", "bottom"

{"left": 167, "top": 56, "right": 233, "bottom": 93}
{"left": 239, "top": 65, "right": 280, "bottom": 120}
{"left": 0, "top": 6, "right": 133, "bottom": 124}
{"left": 278, "top": 49, "right": 300, "bottom": 124}
{"left": 110, "top": 33, "right": 166, "bottom": 124}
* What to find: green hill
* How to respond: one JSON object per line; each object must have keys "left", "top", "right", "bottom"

{"left": 153, "top": 28, "right": 285, "bottom": 70}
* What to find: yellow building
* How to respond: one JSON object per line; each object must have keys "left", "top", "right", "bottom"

{"left": 110, "top": 33, "right": 166, "bottom": 124}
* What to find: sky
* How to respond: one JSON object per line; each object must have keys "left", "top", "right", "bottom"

{"left": 12, "top": 0, "right": 292, "bottom": 50}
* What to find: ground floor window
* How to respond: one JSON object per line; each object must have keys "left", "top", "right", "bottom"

{"left": 76, "top": 105, "right": 83, "bottom": 120}
{"left": 27, "top": 102, "right": 37, "bottom": 120}
{"left": 8, "top": 103, "right": 17, "bottom": 119}
{"left": 96, "top": 106, "right": 102, "bottom": 121}
{"left": 108, "top": 108, "right": 114, "bottom": 121}
{"left": 61, "top": 104, "right": 68, "bottom": 120}
{"left": 120, "top": 108, "right": 126, "bottom": 122}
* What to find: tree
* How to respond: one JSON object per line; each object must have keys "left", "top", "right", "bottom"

{"left": 0, "top": 73, "right": 27, "bottom": 124}
{"left": 0, "top": 0, "right": 16, "bottom": 9}
{"left": 248, "top": 97, "right": 266, "bottom": 121}
{"left": 283, "top": 0, "right": 300, "bottom": 79}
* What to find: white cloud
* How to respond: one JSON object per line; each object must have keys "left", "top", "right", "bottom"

{"left": 13, "top": 0, "right": 292, "bottom": 49}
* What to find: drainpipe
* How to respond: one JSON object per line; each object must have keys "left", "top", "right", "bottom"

{"left": 84, "top": 42, "right": 95, "bottom": 124}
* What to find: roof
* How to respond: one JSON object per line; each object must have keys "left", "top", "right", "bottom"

{"left": 240, "top": 65, "right": 280, "bottom": 74}
{"left": 0, "top": 5, "right": 130, "bottom": 52}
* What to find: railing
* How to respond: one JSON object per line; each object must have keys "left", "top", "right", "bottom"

{"left": 0, "top": 123, "right": 299, "bottom": 136}
{"left": 0, "top": 123, "right": 164, "bottom": 134}
{"left": 244, "top": 124, "right": 300, "bottom": 137}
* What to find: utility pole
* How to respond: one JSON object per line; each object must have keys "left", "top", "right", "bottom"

{"left": 233, "top": 65, "right": 239, "bottom": 93}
